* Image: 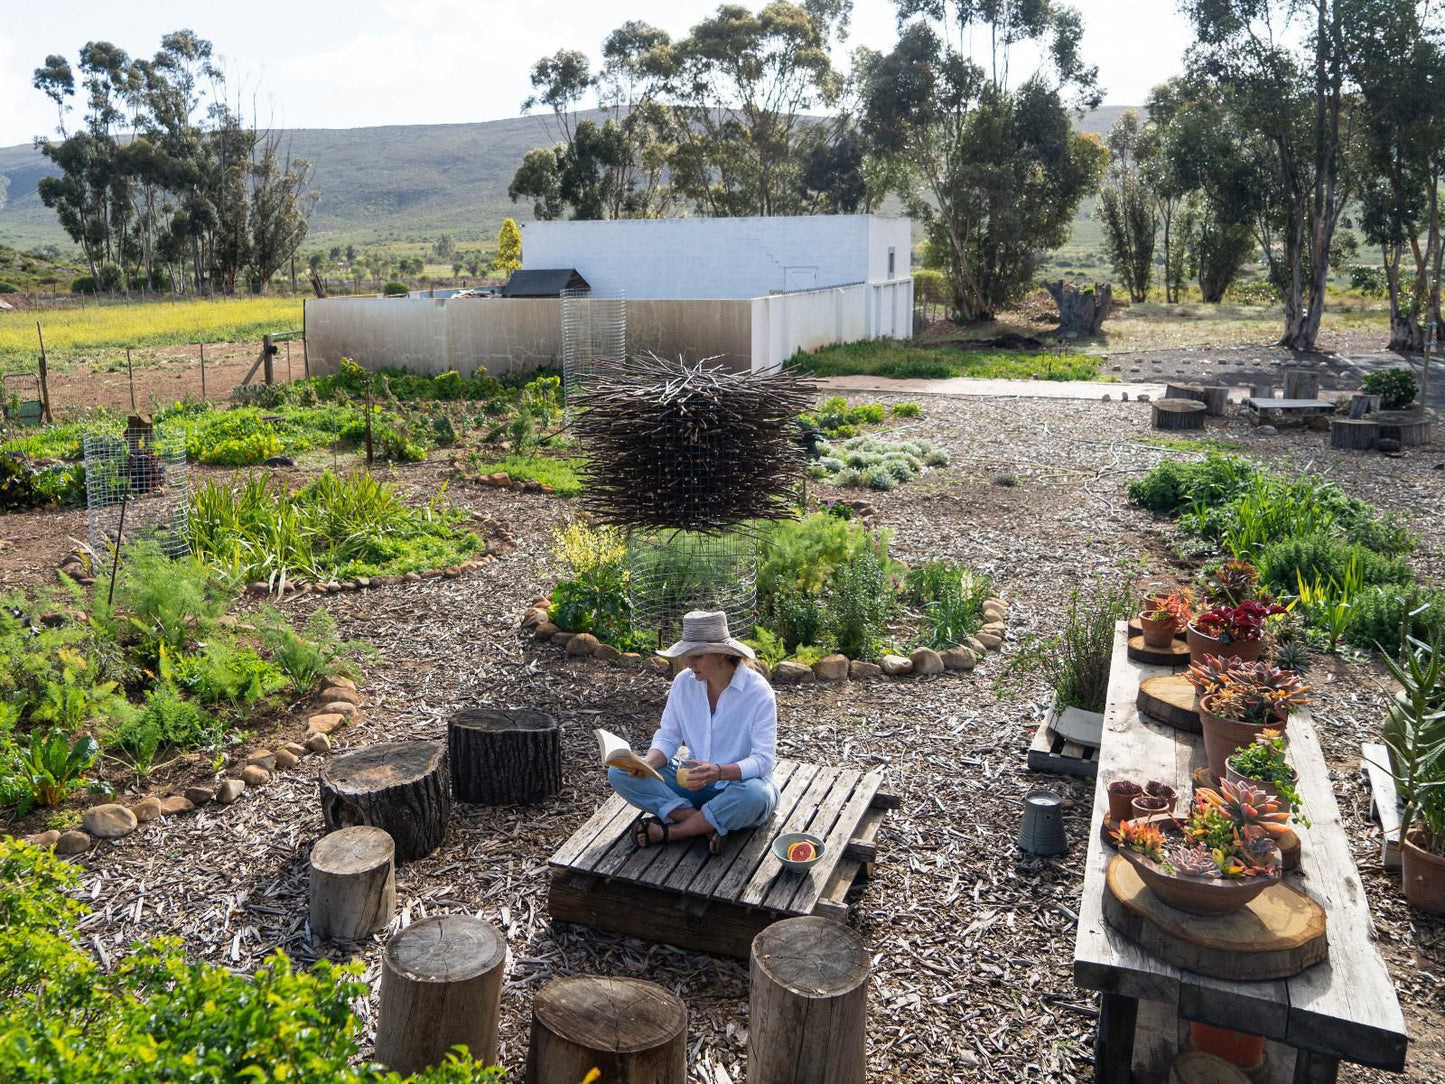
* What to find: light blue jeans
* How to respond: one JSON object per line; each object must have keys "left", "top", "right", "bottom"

{"left": 608, "top": 758, "right": 778, "bottom": 836}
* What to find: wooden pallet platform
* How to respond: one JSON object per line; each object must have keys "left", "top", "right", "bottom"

{"left": 1028, "top": 718, "right": 1100, "bottom": 778}
{"left": 546, "top": 760, "right": 895, "bottom": 958}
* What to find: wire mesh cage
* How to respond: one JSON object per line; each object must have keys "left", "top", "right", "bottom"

{"left": 83, "top": 424, "right": 190, "bottom": 559}
{"left": 627, "top": 528, "right": 758, "bottom": 647}
{"left": 561, "top": 287, "right": 627, "bottom": 406}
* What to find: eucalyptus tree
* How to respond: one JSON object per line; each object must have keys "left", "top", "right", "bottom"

{"left": 862, "top": 1, "right": 1105, "bottom": 321}
{"left": 1098, "top": 110, "right": 1157, "bottom": 303}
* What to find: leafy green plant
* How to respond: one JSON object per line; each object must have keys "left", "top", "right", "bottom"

{"left": 8, "top": 729, "right": 98, "bottom": 812}
{"left": 1347, "top": 586, "right": 1445, "bottom": 649}
{"left": 1362, "top": 367, "right": 1417, "bottom": 410}
{"left": 257, "top": 607, "right": 369, "bottom": 690}
{"left": 770, "top": 586, "right": 827, "bottom": 652}
{"left": 744, "top": 626, "right": 788, "bottom": 668}
{"left": 823, "top": 538, "right": 896, "bottom": 660}
{"left": 166, "top": 641, "right": 289, "bottom": 711}
{"left": 1381, "top": 632, "right": 1445, "bottom": 846}
{"left": 889, "top": 401, "right": 922, "bottom": 418}
{"left": 1228, "top": 729, "right": 1306, "bottom": 823}
{"left": 106, "top": 683, "right": 223, "bottom": 776}
{"left": 757, "top": 513, "right": 876, "bottom": 606}
{"left": 1001, "top": 580, "right": 1135, "bottom": 712}
{"left": 905, "top": 560, "right": 993, "bottom": 649}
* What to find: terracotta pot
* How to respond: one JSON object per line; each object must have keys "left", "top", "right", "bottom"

{"left": 1139, "top": 612, "right": 1177, "bottom": 648}
{"left": 1107, "top": 780, "right": 1142, "bottom": 822}
{"left": 1131, "top": 794, "right": 1170, "bottom": 820}
{"left": 1198, "top": 694, "right": 1285, "bottom": 779}
{"left": 1224, "top": 757, "right": 1296, "bottom": 814}
{"left": 1186, "top": 623, "right": 1264, "bottom": 665}
{"left": 1401, "top": 829, "right": 1445, "bottom": 915}
{"left": 1116, "top": 833, "right": 1280, "bottom": 916}
{"left": 1189, "top": 1021, "right": 1266, "bottom": 1067}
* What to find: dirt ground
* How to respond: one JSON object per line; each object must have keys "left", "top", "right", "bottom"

{"left": 3, "top": 389, "right": 1444, "bottom": 1081}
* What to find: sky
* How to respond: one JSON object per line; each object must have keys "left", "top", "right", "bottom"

{"left": 0, "top": 0, "right": 1197, "bottom": 147}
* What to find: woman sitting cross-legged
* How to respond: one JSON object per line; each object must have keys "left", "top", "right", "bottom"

{"left": 608, "top": 610, "right": 778, "bottom": 852}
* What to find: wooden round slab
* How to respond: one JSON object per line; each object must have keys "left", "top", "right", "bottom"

{"left": 1128, "top": 634, "right": 1191, "bottom": 667}
{"left": 1103, "top": 856, "right": 1327, "bottom": 980}
{"left": 1137, "top": 674, "right": 1202, "bottom": 732}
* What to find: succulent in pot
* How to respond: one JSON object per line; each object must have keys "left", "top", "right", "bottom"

{"left": 1106, "top": 779, "right": 1142, "bottom": 823}
{"left": 1226, "top": 729, "right": 1306, "bottom": 824}
{"left": 1186, "top": 600, "right": 1286, "bottom": 664}
{"left": 1145, "top": 779, "right": 1179, "bottom": 808}
{"left": 1380, "top": 630, "right": 1445, "bottom": 914}
{"left": 1188, "top": 655, "right": 1310, "bottom": 777}
{"left": 1140, "top": 588, "right": 1194, "bottom": 648}
{"left": 1207, "top": 559, "right": 1263, "bottom": 607}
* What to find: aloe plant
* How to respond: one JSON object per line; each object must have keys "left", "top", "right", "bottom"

{"left": 1380, "top": 629, "right": 1445, "bottom": 845}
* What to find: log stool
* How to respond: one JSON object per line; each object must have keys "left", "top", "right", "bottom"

{"left": 1164, "top": 383, "right": 1227, "bottom": 415}
{"left": 1330, "top": 418, "right": 1379, "bottom": 451}
{"left": 1284, "top": 370, "right": 1321, "bottom": 400}
{"left": 748, "top": 916, "right": 869, "bottom": 1084}
{"left": 374, "top": 914, "right": 507, "bottom": 1075}
{"left": 308, "top": 826, "right": 395, "bottom": 941}
{"left": 320, "top": 741, "right": 450, "bottom": 862}
{"left": 525, "top": 976, "right": 687, "bottom": 1084}
{"left": 448, "top": 708, "right": 561, "bottom": 805}
{"left": 1151, "top": 400, "right": 1206, "bottom": 431}
{"left": 1348, "top": 393, "right": 1382, "bottom": 419}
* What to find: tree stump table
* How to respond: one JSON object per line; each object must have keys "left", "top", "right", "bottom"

{"left": 374, "top": 914, "right": 507, "bottom": 1075}
{"left": 448, "top": 708, "right": 561, "bottom": 805}
{"left": 748, "top": 916, "right": 869, "bottom": 1084}
{"left": 1331, "top": 418, "right": 1380, "bottom": 451}
{"left": 308, "top": 825, "right": 395, "bottom": 941}
{"left": 1151, "top": 400, "right": 1206, "bottom": 431}
{"left": 1373, "top": 410, "right": 1431, "bottom": 447}
{"left": 525, "top": 976, "right": 687, "bottom": 1084}
{"left": 320, "top": 741, "right": 450, "bottom": 862}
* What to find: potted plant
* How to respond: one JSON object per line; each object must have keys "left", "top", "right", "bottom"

{"left": 1226, "top": 729, "right": 1305, "bottom": 822}
{"left": 1107, "top": 779, "right": 1142, "bottom": 823}
{"left": 1187, "top": 655, "right": 1310, "bottom": 777}
{"left": 1207, "top": 559, "right": 1263, "bottom": 606}
{"left": 1186, "top": 600, "right": 1285, "bottom": 664}
{"left": 1132, "top": 792, "right": 1170, "bottom": 819}
{"left": 1110, "top": 779, "right": 1290, "bottom": 916}
{"left": 1380, "top": 632, "right": 1445, "bottom": 914}
{"left": 1145, "top": 779, "right": 1178, "bottom": 810}
{"left": 1140, "top": 589, "right": 1193, "bottom": 648}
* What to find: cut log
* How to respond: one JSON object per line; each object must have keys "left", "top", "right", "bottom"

{"left": 320, "top": 741, "right": 450, "bottom": 863}
{"left": 1331, "top": 418, "right": 1380, "bottom": 451}
{"left": 1197, "top": 385, "right": 1228, "bottom": 416}
{"left": 1127, "top": 634, "right": 1191, "bottom": 668}
{"left": 525, "top": 976, "right": 687, "bottom": 1084}
{"left": 374, "top": 914, "right": 506, "bottom": 1075}
{"left": 1284, "top": 370, "right": 1321, "bottom": 400}
{"left": 1373, "top": 410, "right": 1431, "bottom": 447}
{"left": 1349, "top": 393, "right": 1382, "bottom": 419}
{"left": 308, "top": 826, "right": 395, "bottom": 941}
{"left": 448, "top": 707, "right": 561, "bottom": 805}
{"left": 748, "top": 916, "right": 869, "bottom": 1084}
{"left": 1045, "top": 280, "right": 1113, "bottom": 338}
{"left": 1137, "top": 675, "right": 1202, "bottom": 733}
{"left": 1151, "top": 400, "right": 1206, "bottom": 431}
{"left": 1164, "top": 382, "right": 1206, "bottom": 402}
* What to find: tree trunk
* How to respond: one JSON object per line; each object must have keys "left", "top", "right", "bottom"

{"left": 308, "top": 825, "right": 395, "bottom": 941}
{"left": 319, "top": 741, "right": 451, "bottom": 863}
{"left": 526, "top": 976, "right": 687, "bottom": 1084}
{"left": 374, "top": 915, "right": 506, "bottom": 1076}
{"left": 1151, "top": 401, "right": 1206, "bottom": 431}
{"left": 1045, "top": 280, "right": 1112, "bottom": 339}
{"left": 1330, "top": 419, "right": 1379, "bottom": 451}
{"left": 748, "top": 917, "right": 869, "bottom": 1084}
{"left": 448, "top": 708, "right": 561, "bottom": 806}
{"left": 1284, "top": 370, "right": 1321, "bottom": 400}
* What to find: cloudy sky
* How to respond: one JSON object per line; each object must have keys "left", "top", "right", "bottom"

{"left": 0, "top": 0, "right": 1197, "bottom": 146}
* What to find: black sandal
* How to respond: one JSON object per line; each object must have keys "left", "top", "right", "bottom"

{"left": 707, "top": 831, "right": 721, "bottom": 855}
{"left": 631, "top": 814, "right": 669, "bottom": 849}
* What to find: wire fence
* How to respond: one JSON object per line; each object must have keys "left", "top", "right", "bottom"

{"left": 626, "top": 528, "right": 758, "bottom": 648}
{"left": 83, "top": 424, "right": 190, "bottom": 560}
{"left": 561, "top": 288, "right": 627, "bottom": 408}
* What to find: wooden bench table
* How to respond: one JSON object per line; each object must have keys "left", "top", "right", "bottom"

{"left": 1244, "top": 397, "right": 1336, "bottom": 420}
{"left": 1073, "top": 623, "right": 1408, "bottom": 1082}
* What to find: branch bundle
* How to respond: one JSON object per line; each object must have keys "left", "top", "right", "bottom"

{"left": 575, "top": 354, "right": 815, "bottom": 531}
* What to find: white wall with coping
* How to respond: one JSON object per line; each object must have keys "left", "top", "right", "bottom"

{"left": 522, "top": 214, "right": 912, "bottom": 300}
{"left": 748, "top": 278, "right": 913, "bottom": 372}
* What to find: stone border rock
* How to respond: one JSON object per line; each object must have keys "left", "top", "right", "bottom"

{"left": 11, "top": 672, "right": 364, "bottom": 856}
{"left": 521, "top": 594, "right": 1012, "bottom": 686}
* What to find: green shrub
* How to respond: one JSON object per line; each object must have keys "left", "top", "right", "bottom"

{"left": 1349, "top": 266, "right": 1388, "bottom": 297}
{"left": 1362, "top": 367, "right": 1417, "bottom": 410}
{"left": 1001, "top": 580, "right": 1135, "bottom": 712}
{"left": 757, "top": 513, "right": 875, "bottom": 606}
{"left": 1347, "top": 585, "right": 1445, "bottom": 649}
{"left": 824, "top": 538, "right": 896, "bottom": 660}
{"left": 70, "top": 274, "right": 96, "bottom": 294}
{"left": 1127, "top": 455, "right": 1259, "bottom": 518}
{"left": 383, "top": 281, "right": 409, "bottom": 296}
{"left": 890, "top": 401, "right": 922, "bottom": 418}
{"left": 770, "top": 586, "right": 827, "bottom": 652}
{"left": 906, "top": 561, "right": 993, "bottom": 649}
{"left": 1258, "top": 533, "right": 1412, "bottom": 595}
{"left": 106, "top": 683, "right": 222, "bottom": 775}
{"left": 0, "top": 281, "right": 16, "bottom": 294}
{"left": 257, "top": 606, "right": 368, "bottom": 690}
{"left": 0, "top": 454, "right": 83, "bottom": 510}
{"left": 168, "top": 641, "right": 288, "bottom": 710}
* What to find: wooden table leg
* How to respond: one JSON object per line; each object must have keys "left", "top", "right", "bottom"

{"left": 1095, "top": 991, "right": 1138, "bottom": 1084}
{"left": 1292, "top": 1050, "right": 1340, "bottom": 1083}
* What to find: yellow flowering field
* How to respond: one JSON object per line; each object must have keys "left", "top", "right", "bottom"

{"left": 0, "top": 297, "right": 304, "bottom": 371}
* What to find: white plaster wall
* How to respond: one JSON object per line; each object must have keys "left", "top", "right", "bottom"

{"left": 522, "top": 215, "right": 908, "bottom": 299}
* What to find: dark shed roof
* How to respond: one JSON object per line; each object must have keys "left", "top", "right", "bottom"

{"left": 499, "top": 268, "right": 590, "bottom": 298}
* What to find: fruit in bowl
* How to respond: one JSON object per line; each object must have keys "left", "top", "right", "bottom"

{"left": 773, "top": 832, "right": 824, "bottom": 870}
{"left": 787, "top": 840, "right": 816, "bottom": 863}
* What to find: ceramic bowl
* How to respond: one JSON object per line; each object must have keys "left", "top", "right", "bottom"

{"left": 772, "top": 831, "right": 825, "bottom": 870}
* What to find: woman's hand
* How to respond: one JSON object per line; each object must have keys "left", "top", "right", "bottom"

{"left": 680, "top": 760, "right": 722, "bottom": 789}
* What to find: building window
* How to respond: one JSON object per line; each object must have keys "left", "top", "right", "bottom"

{"left": 888, "top": 247, "right": 896, "bottom": 278}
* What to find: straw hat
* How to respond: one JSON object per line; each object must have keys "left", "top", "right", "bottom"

{"left": 658, "top": 610, "right": 755, "bottom": 660}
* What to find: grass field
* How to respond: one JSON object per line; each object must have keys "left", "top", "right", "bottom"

{"left": 792, "top": 341, "right": 1108, "bottom": 381}
{"left": 0, "top": 297, "right": 304, "bottom": 372}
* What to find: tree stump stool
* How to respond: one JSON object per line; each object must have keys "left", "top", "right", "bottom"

{"left": 526, "top": 976, "right": 687, "bottom": 1084}
{"left": 1164, "top": 382, "right": 1205, "bottom": 402}
{"left": 448, "top": 708, "right": 561, "bottom": 805}
{"left": 1284, "top": 370, "right": 1321, "bottom": 399}
{"left": 1330, "top": 418, "right": 1380, "bottom": 451}
{"left": 748, "top": 917, "right": 869, "bottom": 1084}
{"left": 1373, "top": 410, "right": 1431, "bottom": 447}
{"left": 308, "top": 826, "right": 395, "bottom": 941}
{"left": 320, "top": 741, "right": 450, "bottom": 862}
{"left": 1348, "top": 393, "right": 1382, "bottom": 419}
{"left": 374, "top": 914, "right": 507, "bottom": 1075}
{"left": 1151, "top": 400, "right": 1206, "bottom": 431}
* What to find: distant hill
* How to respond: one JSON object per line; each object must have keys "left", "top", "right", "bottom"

{"left": 0, "top": 105, "right": 1141, "bottom": 252}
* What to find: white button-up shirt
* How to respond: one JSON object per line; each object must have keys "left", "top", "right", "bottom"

{"left": 648, "top": 662, "right": 777, "bottom": 784}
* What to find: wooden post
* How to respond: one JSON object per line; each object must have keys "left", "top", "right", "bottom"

{"left": 1196, "top": 386, "right": 1229, "bottom": 416}
{"left": 308, "top": 825, "right": 395, "bottom": 941}
{"left": 526, "top": 976, "right": 687, "bottom": 1084}
{"left": 374, "top": 914, "right": 506, "bottom": 1076}
{"left": 747, "top": 917, "right": 868, "bottom": 1084}
{"left": 199, "top": 343, "right": 207, "bottom": 400}
{"left": 319, "top": 741, "right": 451, "bottom": 863}
{"left": 1095, "top": 991, "right": 1139, "bottom": 1084}
{"left": 285, "top": 339, "right": 292, "bottom": 382}
{"left": 1151, "top": 400, "right": 1206, "bottom": 431}
{"left": 1284, "top": 370, "right": 1320, "bottom": 400}
{"left": 302, "top": 301, "right": 310, "bottom": 378}
{"left": 263, "top": 334, "right": 275, "bottom": 385}
{"left": 35, "top": 322, "right": 53, "bottom": 423}
{"left": 448, "top": 708, "right": 561, "bottom": 805}
{"left": 126, "top": 348, "right": 136, "bottom": 410}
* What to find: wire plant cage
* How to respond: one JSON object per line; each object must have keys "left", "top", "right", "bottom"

{"left": 560, "top": 287, "right": 626, "bottom": 407}
{"left": 83, "top": 424, "right": 190, "bottom": 560}
{"left": 627, "top": 528, "right": 758, "bottom": 647}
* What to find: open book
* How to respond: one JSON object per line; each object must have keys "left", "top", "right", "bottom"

{"left": 594, "top": 728, "right": 664, "bottom": 783}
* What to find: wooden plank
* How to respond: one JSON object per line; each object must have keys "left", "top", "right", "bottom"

{"left": 775, "top": 769, "right": 881, "bottom": 913}
{"left": 1282, "top": 712, "right": 1408, "bottom": 1070}
{"left": 732, "top": 767, "right": 839, "bottom": 906}
{"left": 1047, "top": 701, "right": 1104, "bottom": 748}
{"left": 692, "top": 761, "right": 822, "bottom": 898}
{"left": 549, "top": 794, "right": 635, "bottom": 869}
{"left": 660, "top": 759, "right": 800, "bottom": 895}
{"left": 750, "top": 766, "right": 858, "bottom": 909}
{"left": 1360, "top": 742, "right": 1402, "bottom": 871}
{"left": 811, "top": 803, "right": 888, "bottom": 920}
{"left": 573, "top": 800, "right": 652, "bottom": 876}
{"left": 1028, "top": 721, "right": 1100, "bottom": 778}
